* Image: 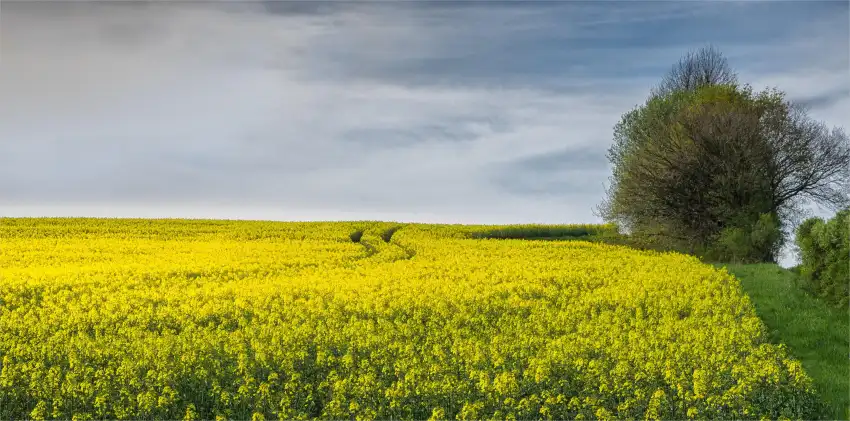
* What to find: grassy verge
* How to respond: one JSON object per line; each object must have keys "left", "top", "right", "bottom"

{"left": 722, "top": 263, "right": 849, "bottom": 420}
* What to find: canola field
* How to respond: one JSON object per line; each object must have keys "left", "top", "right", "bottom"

{"left": 0, "top": 218, "right": 825, "bottom": 420}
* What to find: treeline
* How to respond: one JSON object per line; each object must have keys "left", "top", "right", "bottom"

{"left": 595, "top": 46, "right": 848, "bottom": 273}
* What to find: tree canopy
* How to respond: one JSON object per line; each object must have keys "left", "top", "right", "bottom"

{"left": 598, "top": 46, "right": 849, "bottom": 262}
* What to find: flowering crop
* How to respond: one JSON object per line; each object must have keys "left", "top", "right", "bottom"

{"left": 0, "top": 218, "right": 824, "bottom": 420}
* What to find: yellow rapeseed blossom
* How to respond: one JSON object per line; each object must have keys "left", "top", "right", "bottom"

{"left": 0, "top": 218, "right": 825, "bottom": 420}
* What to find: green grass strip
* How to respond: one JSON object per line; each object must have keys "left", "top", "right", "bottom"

{"left": 723, "top": 263, "right": 850, "bottom": 420}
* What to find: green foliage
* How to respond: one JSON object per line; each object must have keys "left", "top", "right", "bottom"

{"left": 600, "top": 83, "right": 787, "bottom": 262}
{"left": 749, "top": 214, "right": 785, "bottom": 260}
{"left": 795, "top": 209, "right": 850, "bottom": 307}
{"left": 704, "top": 213, "right": 784, "bottom": 264}
{"left": 600, "top": 46, "right": 849, "bottom": 264}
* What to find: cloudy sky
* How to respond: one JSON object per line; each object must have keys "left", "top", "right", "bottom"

{"left": 1, "top": 1, "right": 848, "bottom": 253}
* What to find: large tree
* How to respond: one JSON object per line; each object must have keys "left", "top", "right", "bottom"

{"left": 598, "top": 46, "right": 849, "bottom": 262}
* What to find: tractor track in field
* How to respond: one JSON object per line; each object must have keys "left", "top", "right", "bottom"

{"left": 349, "top": 225, "right": 416, "bottom": 261}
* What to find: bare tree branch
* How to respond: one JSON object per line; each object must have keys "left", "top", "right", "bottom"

{"left": 651, "top": 45, "right": 738, "bottom": 98}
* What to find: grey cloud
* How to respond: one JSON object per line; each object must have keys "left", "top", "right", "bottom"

{"left": 343, "top": 117, "right": 515, "bottom": 149}
{"left": 509, "top": 147, "right": 611, "bottom": 173}
{"left": 795, "top": 91, "right": 850, "bottom": 112}
{"left": 343, "top": 127, "right": 472, "bottom": 149}
{"left": 486, "top": 147, "right": 611, "bottom": 198}
{"left": 495, "top": 176, "right": 608, "bottom": 199}
{"left": 0, "top": 0, "right": 847, "bottom": 231}
{"left": 258, "top": 1, "right": 342, "bottom": 16}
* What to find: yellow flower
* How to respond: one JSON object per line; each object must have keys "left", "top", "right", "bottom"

{"left": 0, "top": 219, "right": 821, "bottom": 420}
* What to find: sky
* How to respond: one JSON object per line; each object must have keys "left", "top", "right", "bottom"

{"left": 1, "top": 0, "right": 848, "bottom": 265}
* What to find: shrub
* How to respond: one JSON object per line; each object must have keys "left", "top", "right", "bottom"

{"left": 795, "top": 209, "right": 850, "bottom": 307}
{"left": 704, "top": 213, "right": 784, "bottom": 264}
